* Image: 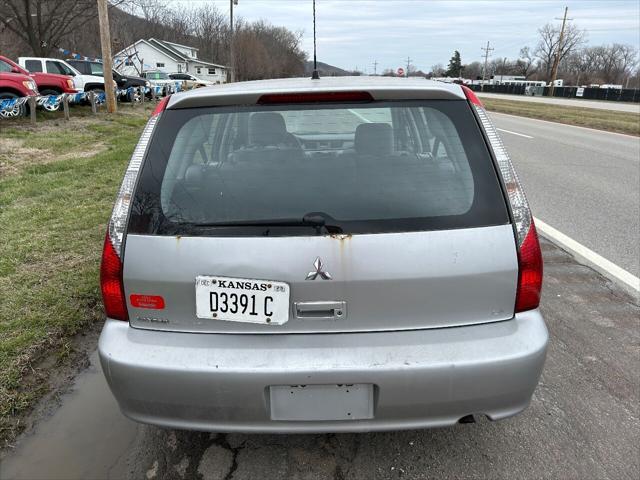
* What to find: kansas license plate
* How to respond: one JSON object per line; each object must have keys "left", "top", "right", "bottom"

{"left": 195, "top": 275, "right": 290, "bottom": 325}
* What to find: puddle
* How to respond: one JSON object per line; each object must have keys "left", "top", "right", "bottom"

{"left": 0, "top": 351, "right": 139, "bottom": 480}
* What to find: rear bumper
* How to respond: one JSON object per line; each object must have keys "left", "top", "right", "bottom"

{"left": 99, "top": 310, "right": 548, "bottom": 433}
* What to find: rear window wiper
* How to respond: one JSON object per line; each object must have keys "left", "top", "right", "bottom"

{"left": 179, "top": 214, "right": 343, "bottom": 234}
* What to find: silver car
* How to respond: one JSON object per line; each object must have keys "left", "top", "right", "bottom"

{"left": 99, "top": 77, "right": 547, "bottom": 433}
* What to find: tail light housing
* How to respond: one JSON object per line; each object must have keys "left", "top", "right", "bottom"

{"left": 100, "top": 109, "right": 162, "bottom": 320}
{"left": 464, "top": 87, "right": 543, "bottom": 312}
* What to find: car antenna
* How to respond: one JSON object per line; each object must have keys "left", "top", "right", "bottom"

{"left": 311, "top": 0, "right": 320, "bottom": 80}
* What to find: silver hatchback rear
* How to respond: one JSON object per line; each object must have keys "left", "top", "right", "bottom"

{"left": 98, "top": 77, "right": 547, "bottom": 432}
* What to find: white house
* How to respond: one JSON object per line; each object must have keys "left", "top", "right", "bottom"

{"left": 114, "top": 38, "right": 228, "bottom": 84}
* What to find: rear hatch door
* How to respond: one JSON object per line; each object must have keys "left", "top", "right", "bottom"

{"left": 124, "top": 96, "right": 517, "bottom": 334}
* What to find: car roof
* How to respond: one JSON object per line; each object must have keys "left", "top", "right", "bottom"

{"left": 167, "top": 76, "right": 466, "bottom": 109}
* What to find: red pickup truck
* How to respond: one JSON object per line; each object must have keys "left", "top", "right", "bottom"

{"left": 0, "top": 55, "right": 77, "bottom": 96}
{"left": 1, "top": 60, "right": 38, "bottom": 102}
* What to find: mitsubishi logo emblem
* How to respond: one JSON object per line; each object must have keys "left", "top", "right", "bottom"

{"left": 306, "top": 257, "right": 332, "bottom": 280}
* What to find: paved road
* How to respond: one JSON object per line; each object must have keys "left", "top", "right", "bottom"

{"left": 478, "top": 92, "right": 640, "bottom": 113}
{"left": 490, "top": 112, "right": 640, "bottom": 277}
{"left": 1, "top": 239, "right": 638, "bottom": 480}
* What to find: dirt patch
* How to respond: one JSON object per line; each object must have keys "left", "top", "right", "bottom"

{"left": 0, "top": 139, "right": 45, "bottom": 176}
{"left": 0, "top": 121, "right": 109, "bottom": 177}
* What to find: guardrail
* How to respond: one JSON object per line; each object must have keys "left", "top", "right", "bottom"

{"left": 0, "top": 82, "right": 184, "bottom": 123}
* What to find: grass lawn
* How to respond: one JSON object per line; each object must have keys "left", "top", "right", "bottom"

{"left": 481, "top": 98, "right": 640, "bottom": 136}
{"left": 0, "top": 106, "right": 149, "bottom": 444}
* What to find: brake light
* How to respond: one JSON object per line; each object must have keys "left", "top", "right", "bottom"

{"left": 100, "top": 234, "right": 128, "bottom": 320}
{"left": 461, "top": 85, "right": 483, "bottom": 107}
{"left": 515, "top": 223, "right": 543, "bottom": 312}
{"left": 258, "top": 91, "right": 373, "bottom": 104}
{"left": 472, "top": 101, "right": 543, "bottom": 312}
{"left": 152, "top": 95, "right": 170, "bottom": 116}
{"left": 100, "top": 109, "right": 161, "bottom": 320}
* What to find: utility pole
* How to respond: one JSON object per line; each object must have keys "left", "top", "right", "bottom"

{"left": 229, "top": 0, "right": 238, "bottom": 82}
{"left": 372, "top": 60, "right": 378, "bottom": 75}
{"left": 97, "top": 0, "right": 116, "bottom": 113}
{"left": 481, "top": 41, "right": 494, "bottom": 92}
{"left": 548, "top": 6, "right": 572, "bottom": 97}
{"left": 406, "top": 56, "right": 411, "bottom": 78}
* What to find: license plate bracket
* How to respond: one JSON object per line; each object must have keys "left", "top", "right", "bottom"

{"left": 269, "top": 384, "right": 374, "bottom": 421}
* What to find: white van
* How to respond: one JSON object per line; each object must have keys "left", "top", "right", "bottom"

{"left": 18, "top": 57, "right": 105, "bottom": 93}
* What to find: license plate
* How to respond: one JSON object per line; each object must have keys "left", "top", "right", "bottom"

{"left": 195, "top": 275, "right": 290, "bottom": 325}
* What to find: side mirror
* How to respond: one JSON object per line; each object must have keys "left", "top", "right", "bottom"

{"left": 11, "top": 66, "right": 21, "bottom": 74}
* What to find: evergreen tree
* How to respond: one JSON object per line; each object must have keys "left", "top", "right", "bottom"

{"left": 446, "top": 50, "right": 462, "bottom": 77}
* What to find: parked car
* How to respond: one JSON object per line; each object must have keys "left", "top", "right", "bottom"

{"left": 0, "top": 58, "right": 38, "bottom": 115}
{"left": 141, "top": 70, "right": 175, "bottom": 92}
{"left": 17, "top": 57, "right": 104, "bottom": 93}
{"left": 169, "top": 72, "right": 214, "bottom": 89}
{"left": 67, "top": 59, "right": 150, "bottom": 91}
{"left": 1, "top": 55, "right": 77, "bottom": 97}
{"left": 99, "top": 77, "right": 547, "bottom": 433}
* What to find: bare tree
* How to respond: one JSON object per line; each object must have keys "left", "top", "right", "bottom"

{"left": 463, "top": 61, "right": 483, "bottom": 80}
{"left": 515, "top": 47, "right": 537, "bottom": 78}
{"left": 0, "top": 0, "right": 131, "bottom": 56}
{"left": 430, "top": 63, "right": 445, "bottom": 77}
{"left": 535, "top": 22, "right": 586, "bottom": 80}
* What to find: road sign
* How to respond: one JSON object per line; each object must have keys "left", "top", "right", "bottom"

{"left": 397, "top": 67, "right": 405, "bottom": 77}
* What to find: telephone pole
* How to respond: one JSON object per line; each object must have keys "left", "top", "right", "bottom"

{"left": 372, "top": 60, "right": 378, "bottom": 75}
{"left": 97, "top": 0, "right": 116, "bottom": 113}
{"left": 406, "top": 56, "right": 411, "bottom": 78}
{"left": 548, "top": 6, "right": 572, "bottom": 97}
{"left": 481, "top": 41, "right": 494, "bottom": 92}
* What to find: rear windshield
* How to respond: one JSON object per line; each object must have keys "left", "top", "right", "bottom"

{"left": 129, "top": 100, "right": 508, "bottom": 236}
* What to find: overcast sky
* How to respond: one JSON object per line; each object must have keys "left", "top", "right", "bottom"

{"left": 171, "top": 0, "right": 640, "bottom": 72}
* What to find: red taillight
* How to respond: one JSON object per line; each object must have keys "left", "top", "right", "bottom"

{"left": 100, "top": 234, "right": 128, "bottom": 321}
{"left": 257, "top": 91, "right": 373, "bottom": 104}
{"left": 152, "top": 95, "right": 170, "bottom": 116}
{"left": 461, "top": 85, "right": 483, "bottom": 107}
{"left": 130, "top": 294, "right": 165, "bottom": 310}
{"left": 515, "top": 223, "right": 543, "bottom": 312}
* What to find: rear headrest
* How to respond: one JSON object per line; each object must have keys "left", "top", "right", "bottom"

{"left": 354, "top": 123, "right": 393, "bottom": 156}
{"left": 184, "top": 164, "right": 204, "bottom": 185}
{"left": 249, "top": 112, "right": 289, "bottom": 146}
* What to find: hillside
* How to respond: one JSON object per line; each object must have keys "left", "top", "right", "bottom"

{"left": 304, "top": 61, "right": 350, "bottom": 76}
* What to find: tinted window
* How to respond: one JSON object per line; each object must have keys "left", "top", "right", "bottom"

{"left": 0, "top": 60, "right": 12, "bottom": 72}
{"left": 67, "top": 61, "right": 86, "bottom": 73}
{"left": 25, "top": 60, "right": 42, "bottom": 72}
{"left": 46, "top": 61, "right": 74, "bottom": 76}
{"left": 130, "top": 100, "right": 508, "bottom": 236}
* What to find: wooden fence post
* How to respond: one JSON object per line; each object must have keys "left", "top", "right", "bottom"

{"left": 89, "top": 92, "right": 97, "bottom": 114}
{"left": 29, "top": 97, "right": 36, "bottom": 125}
{"left": 63, "top": 94, "right": 70, "bottom": 121}
{"left": 140, "top": 86, "right": 145, "bottom": 106}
